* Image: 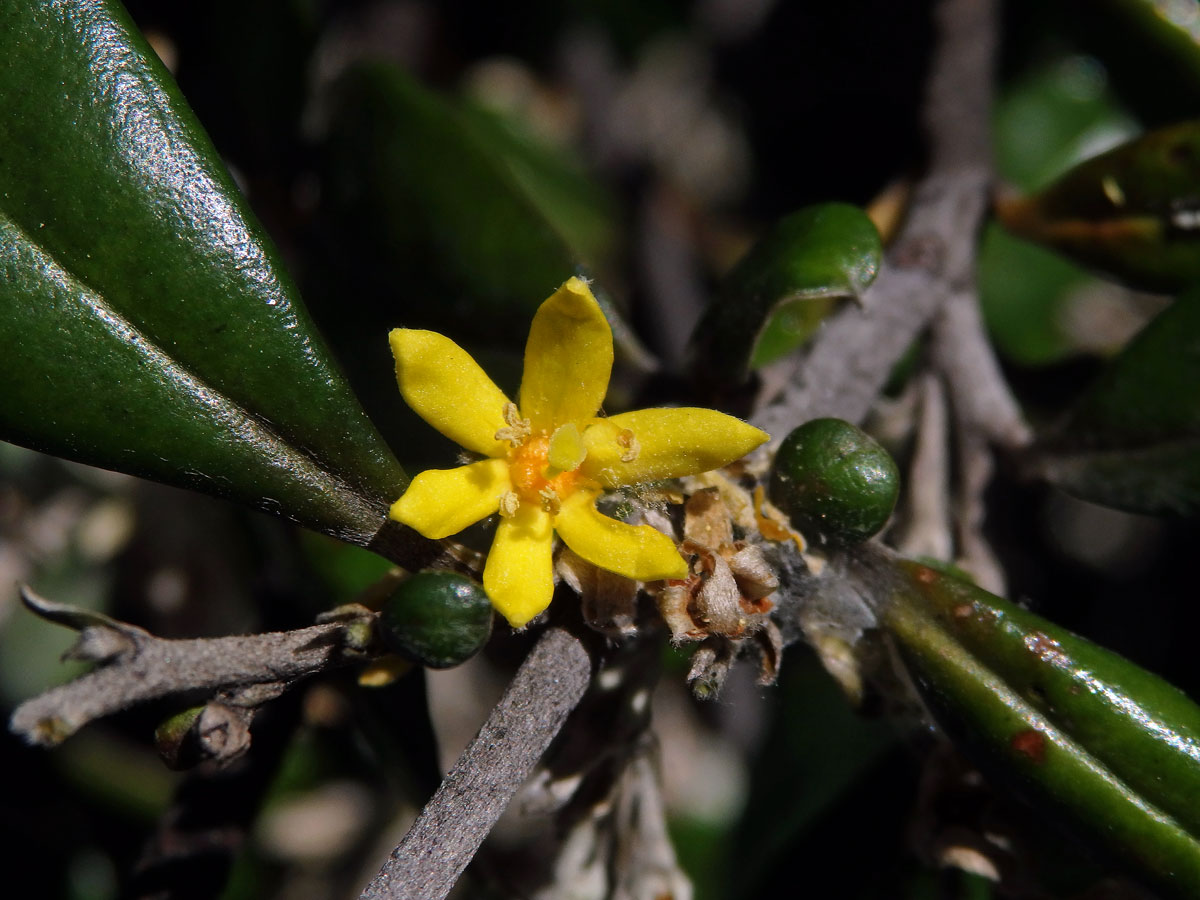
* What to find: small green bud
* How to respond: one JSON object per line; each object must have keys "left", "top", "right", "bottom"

{"left": 378, "top": 571, "right": 493, "bottom": 669}
{"left": 154, "top": 705, "right": 204, "bottom": 769}
{"left": 769, "top": 418, "right": 900, "bottom": 546}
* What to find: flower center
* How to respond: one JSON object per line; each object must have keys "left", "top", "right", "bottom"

{"left": 505, "top": 423, "right": 590, "bottom": 514}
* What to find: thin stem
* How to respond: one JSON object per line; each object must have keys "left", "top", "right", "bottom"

{"left": 9, "top": 587, "right": 377, "bottom": 747}
{"left": 359, "top": 625, "right": 594, "bottom": 900}
{"left": 753, "top": 0, "right": 998, "bottom": 439}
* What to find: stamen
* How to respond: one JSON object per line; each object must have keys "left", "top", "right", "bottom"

{"left": 495, "top": 402, "right": 532, "bottom": 446}
{"left": 617, "top": 428, "right": 640, "bottom": 463}
{"left": 498, "top": 491, "right": 521, "bottom": 518}
{"left": 539, "top": 486, "right": 561, "bottom": 516}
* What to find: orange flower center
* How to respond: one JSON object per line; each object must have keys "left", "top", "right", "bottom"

{"left": 509, "top": 433, "right": 583, "bottom": 505}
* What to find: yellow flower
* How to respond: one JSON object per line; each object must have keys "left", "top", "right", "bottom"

{"left": 389, "top": 277, "right": 768, "bottom": 628}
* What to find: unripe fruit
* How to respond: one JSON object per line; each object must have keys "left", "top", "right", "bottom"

{"left": 769, "top": 417, "right": 899, "bottom": 546}
{"left": 378, "top": 571, "right": 493, "bottom": 669}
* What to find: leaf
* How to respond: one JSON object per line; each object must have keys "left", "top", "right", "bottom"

{"left": 997, "top": 120, "right": 1200, "bottom": 292}
{"left": 993, "top": 54, "right": 1137, "bottom": 195}
{"left": 977, "top": 224, "right": 1089, "bottom": 366}
{"left": 1038, "top": 293, "right": 1200, "bottom": 516}
{"left": 688, "top": 204, "right": 882, "bottom": 388}
{"left": 456, "top": 102, "right": 618, "bottom": 275}
{"left": 0, "top": 0, "right": 405, "bottom": 546}
{"left": 321, "top": 62, "right": 614, "bottom": 344}
{"left": 883, "top": 559, "right": 1200, "bottom": 899}
{"left": 982, "top": 53, "right": 1139, "bottom": 365}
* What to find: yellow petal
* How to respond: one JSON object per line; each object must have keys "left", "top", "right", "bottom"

{"left": 554, "top": 490, "right": 688, "bottom": 581}
{"left": 390, "top": 329, "right": 511, "bottom": 457}
{"left": 519, "top": 277, "right": 613, "bottom": 433}
{"left": 484, "top": 503, "right": 555, "bottom": 628}
{"left": 389, "top": 459, "right": 510, "bottom": 539}
{"left": 581, "top": 408, "right": 769, "bottom": 488}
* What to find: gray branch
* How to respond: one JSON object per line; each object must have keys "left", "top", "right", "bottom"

{"left": 9, "top": 586, "right": 377, "bottom": 747}
{"left": 894, "top": 372, "right": 954, "bottom": 561}
{"left": 359, "top": 625, "right": 594, "bottom": 900}
{"left": 753, "top": 0, "right": 997, "bottom": 438}
{"left": 932, "top": 287, "right": 1033, "bottom": 450}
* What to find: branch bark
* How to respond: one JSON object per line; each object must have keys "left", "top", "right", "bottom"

{"left": 931, "top": 287, "right": 1033, "bottom": 451}
{"left": 359, "top": 625, "right": 594, "bottom": 900}
{"left": 894, "top": 372, "right": 954, "bottom": 561}
{"left": 9, "top": 587, "right": 376, "bottom": 746}
{"left": 753, "top": 0, "right": 998, "bottom": 439}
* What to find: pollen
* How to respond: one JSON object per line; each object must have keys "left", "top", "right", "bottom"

{"left": 539, "top": 486, "right": 562, "bottom": 515}
{"left": 495, "top": 402, "right": 532, "bottom": 446}
{"left": 498, "top": 490, "right": 521, "bottom": 518}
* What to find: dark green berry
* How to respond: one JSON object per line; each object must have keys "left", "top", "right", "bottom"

{"left": 378, "top": 571, "right": 493, "bottom": 669}
{"left": 769, "top": 417, "right": 900, "bottom": 546}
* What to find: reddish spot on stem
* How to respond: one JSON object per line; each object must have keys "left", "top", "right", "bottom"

{"left": 914, "top": 565, "right": 937, "bottom": 585}
{"left": 952, "top": 603, "right": 973, "bottom": 619}
{"left": 1011, "top": 729, "right": 1046, "bottom": 764}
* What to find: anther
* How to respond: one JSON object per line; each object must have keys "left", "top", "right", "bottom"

{"left": 539, "top": 486, "right": 561, "bottom": 515}
{"left": 617, "top": 428, "right": 640, "bottom": 463}
{"left": 495, "top": 402, "right": 532, "bottom": 446}
{"left": 498, "top": 491, "right": 521, "bottom": 518}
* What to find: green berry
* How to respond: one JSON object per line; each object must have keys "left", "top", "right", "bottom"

{"left": 378, "top": 571, "right": 493, "bottom": 669}
{"left": 769, "top": 417, "right": 900, "bottom": 546}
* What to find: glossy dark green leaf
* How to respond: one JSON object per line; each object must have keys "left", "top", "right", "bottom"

{"left": 1039, "top": 293, "right": 1200, "bottom": 516}
{"left": 322, "top": 62, "right": 614, "bottom": 343}
{"left": 883, "top": 559, "right": 1200, "bottom": 899}
{"left": 0, "top": 1, "right": 406, "bottom": 546}
{"left": 997, "top": 120, "right": 1200, "bottom": 292}
{"left": 688, "top": 204, "right": 882, "bottom": 388}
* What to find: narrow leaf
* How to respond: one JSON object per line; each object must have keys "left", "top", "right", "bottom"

{"left": 322, "top": 63, "right": 614, "bottom": 343}
{"left": 997, "top": 120, "right": 1200, "bottom": 292}
{"left": 883, "top": 559, "right": 1200, "bottom": 899}
{"left": 1039, "top": 294, "right": 1200, "bottom": 516}
{"left": 0, "top": 1, "right": 405, "bottom": 545}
